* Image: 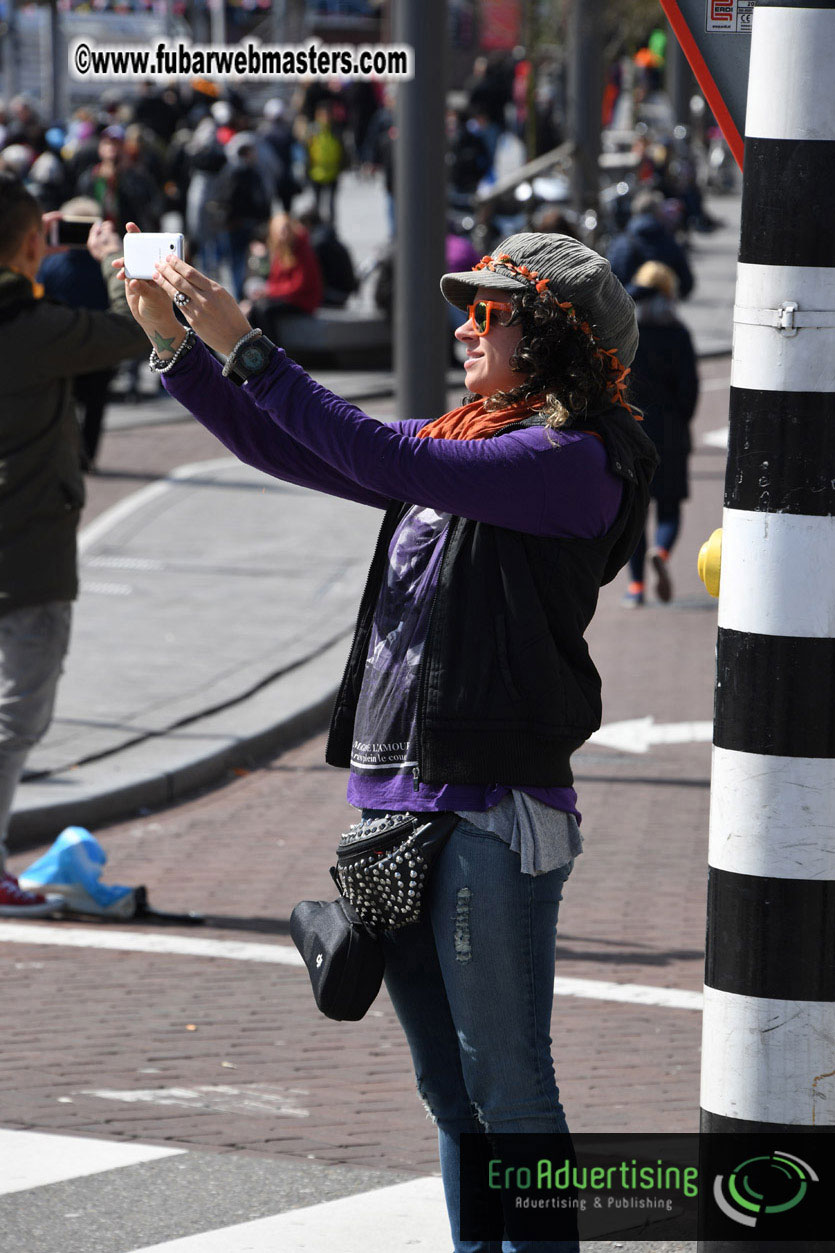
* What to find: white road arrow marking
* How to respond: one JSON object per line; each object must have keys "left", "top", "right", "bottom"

{"left": 81, "top": 1084, "right": 311, "bottom": 1118}
{"left": 588, "top": 717, "right": 713, "bottom": 754}
{"left": 703, "top": 425, "right": 729, "bottom": 448}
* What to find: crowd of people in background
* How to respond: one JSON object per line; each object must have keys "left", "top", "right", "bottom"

{"left": 0, "top": 38, "right": 722, "bottom": 302}
{"left": 0, "top": 45, "right": 709, "bottom": 595}
{"left": 0, "top": 81, "right": 370, "bottom": 299}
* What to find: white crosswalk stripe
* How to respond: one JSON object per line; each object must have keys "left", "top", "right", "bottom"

{"left": 131, "top": 1177, "right": 448, "bottom": 1252}
{"left": 0, "top": 1129, "right": 184, "bottom": 1195}
{"left": 0, "top": 1129, "right": 447, "bottom": 1251}
{"left": 0, "top": 923, "right": 702, "bottom": 1010}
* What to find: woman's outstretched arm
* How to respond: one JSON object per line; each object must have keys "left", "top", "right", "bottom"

{"left": 150, "top": 252, "right": 621, "bottom": 539}
{"left": 112, "top": 232, "right": 391, "bottom": 510}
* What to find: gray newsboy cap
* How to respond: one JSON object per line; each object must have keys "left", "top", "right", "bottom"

{"left": 440, "top": 231, "right": 639, "bottom": 366}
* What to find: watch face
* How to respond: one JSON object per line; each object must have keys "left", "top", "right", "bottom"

{"left": 241, "top": 342, "right": 267, "bottom": 371}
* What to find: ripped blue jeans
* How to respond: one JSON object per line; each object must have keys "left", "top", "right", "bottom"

{"left": 379, "top": 816, "right": 577, "bottom": 1253}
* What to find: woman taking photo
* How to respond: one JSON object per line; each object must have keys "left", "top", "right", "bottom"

{"left": 117, "top": 228, "right": 656, "bottom": 1253}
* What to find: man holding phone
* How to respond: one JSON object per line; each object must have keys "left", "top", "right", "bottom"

{"left": 0, "top": 172, "right": 147, "bottom": 916}
{"left": 40, "top": 196, "right": 113, "bottom": 470}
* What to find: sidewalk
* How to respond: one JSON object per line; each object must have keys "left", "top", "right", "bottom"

{"left": 10, "top": 193, "right": 741, "bottom": 845}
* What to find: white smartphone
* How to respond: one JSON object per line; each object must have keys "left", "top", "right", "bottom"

{"left": 123, "top": 232, "right": 185, "bottom": 280}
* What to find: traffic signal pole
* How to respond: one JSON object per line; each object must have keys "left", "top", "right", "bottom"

{"left": 567, "top": 0, "right": 603, "bottom": 216}
{"left": 699, "top": 2, "right": 835, "bottom": 1243}
{"left": 393, "top": 0, "right": 448, "bottom": 423}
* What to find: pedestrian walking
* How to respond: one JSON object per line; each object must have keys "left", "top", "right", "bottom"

{"left": 210, "top": 134, "right": 271, "bottom": 301}
{"left": 0, "top": 175, "right": 147, "bottom": 916}
{"left": 184, "top": 118, "right": 227, "bottom": 280}
{"left": 258, "top": 98, "right": 300, "bottom": 214}
{"left": 621, "top": 260, "right": 699, "bottom": 607}
{"left": 116, "top": 227, "right": 657, "bottom": 1253}
{"left": 361, "top": 93, "right": 395, "bottom": 235}
{"left": 607, "top": 188, "right": 694, "bottom": 300}
{"left": 305, "top": 103, "right": 345, "bottom": 227}
{"left": 77, "top": 124, "right": 161, "bottom": 233}
{"left": 447, "top": 108, "right": 492, "bottom": 200}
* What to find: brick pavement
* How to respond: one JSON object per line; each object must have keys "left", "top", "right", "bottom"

{"left": 4, "top": 728, "right": 704, "bottom": 1173}
{"left": 2, "top": 358, "right": 730, "bottom": 1178}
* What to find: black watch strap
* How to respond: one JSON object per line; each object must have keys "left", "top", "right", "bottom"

{"left": 229, "top": 336, "right": 277, "bottom": 382}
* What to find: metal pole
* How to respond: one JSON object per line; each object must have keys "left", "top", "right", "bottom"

{"left": 567, "top": 0, "right": 602, "bottom": 215}
{"left": 53, "top": 0, "right": 67, "bottom": 124}
{"left": 393, "top": 0, "right": 448, "bottom": 423}
{"left": 209, "top": 0, "right": 226, "bottom": 47}
{"left": 269, "top": 0, "right": 285, "bottom": 43}
{"left": 3, "top": 0, "right": 19, "bottom": 100}
{"left": 524, "top": 2, "right": 537, "bottom": 161}
{"left": 284, "top": 0, "right": 306, "bottom": 44}
{"left": 665, "top": 17, "right": 692, "bottom": 128}
{"left": 699, "top": 2, "right": 835, "bottom": 1248}
{"left": 42, "top": 0, "right": 64, "bottom": 124}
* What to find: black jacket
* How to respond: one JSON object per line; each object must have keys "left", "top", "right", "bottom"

{"left": 627, "top": 288, "right": 699, "bottom": 505}
{"left": 608, "top": 214, "right": 694, "bottom": 299}
{"left": 0, "top": 264, "right": 147, "bottom": 616}
{"left": 326, "top": 407, "right": 658, "bottom": 788}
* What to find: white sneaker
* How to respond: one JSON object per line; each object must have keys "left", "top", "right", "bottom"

{"left": 17, "top": 877, "right": 136, "bottom": 919}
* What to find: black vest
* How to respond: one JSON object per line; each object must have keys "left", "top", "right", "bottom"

{"left": 326, "top": 407, "right": 657, "bottom": 788}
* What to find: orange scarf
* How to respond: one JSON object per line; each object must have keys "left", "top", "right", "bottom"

{"left": 417, "top": 398, "right": 537, "bottom": 442}
{"left": 9, "top": 267, "right": 44, "bottom": 299}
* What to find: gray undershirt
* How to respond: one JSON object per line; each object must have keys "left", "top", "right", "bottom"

{"left": 456, "top": 791, "right": 583, "bottom": 876}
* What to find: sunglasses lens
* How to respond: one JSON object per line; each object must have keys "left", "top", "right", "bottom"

{"left": 473, "top": 302, "right": 488, "bottom": 333}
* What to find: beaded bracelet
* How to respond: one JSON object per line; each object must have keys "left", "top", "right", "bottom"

{"left": 221, "top": 328, "right": 262, "bottom": 378}
{"left": 149, "top": 327, "right": 197, "bottom": 374}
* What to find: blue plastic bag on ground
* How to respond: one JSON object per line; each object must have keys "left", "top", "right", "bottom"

{"left": 20, "top": 827, "right": 137, "bottom": 919}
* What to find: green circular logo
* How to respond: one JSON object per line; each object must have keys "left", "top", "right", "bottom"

{"left": 714, "top": 1151, "right": 818, "bottom": 1228}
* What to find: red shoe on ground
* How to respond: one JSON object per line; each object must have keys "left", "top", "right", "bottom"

{"left": 0, "top": 871, "right": 63, "bottom": 918}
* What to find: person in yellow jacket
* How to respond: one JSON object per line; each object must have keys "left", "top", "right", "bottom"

{"left": 305, "top": 103, "right": 346, "bottom": 227}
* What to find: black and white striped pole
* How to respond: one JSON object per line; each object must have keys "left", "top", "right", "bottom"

{"left": 698, "top": 0, "right": 835, "bottom": 1238}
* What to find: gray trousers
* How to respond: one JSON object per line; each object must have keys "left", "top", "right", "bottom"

{"left": 0, "top": 602, "right": 72, "bottom": 869}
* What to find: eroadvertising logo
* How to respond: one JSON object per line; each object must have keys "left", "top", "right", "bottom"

{"left": 458, "top": 1133, "right": 834, "bottom": 1243}
{"left": 713, "top": 1149, "right": 817, "bottom": 1228}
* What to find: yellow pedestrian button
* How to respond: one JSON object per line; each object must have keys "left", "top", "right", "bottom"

{"left": 698, "top": 528, "right": 723, "bottom": 598}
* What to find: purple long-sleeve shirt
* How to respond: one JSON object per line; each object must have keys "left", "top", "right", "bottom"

{"left": 163, "top": 340, "right": 623, "bottom": 814}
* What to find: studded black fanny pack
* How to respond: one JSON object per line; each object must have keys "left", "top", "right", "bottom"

{"left": 331, "top": 811, "right": 459, "bottom": 931}
{"left": 290, "top": 811, "right": 459, "bottom": 1021}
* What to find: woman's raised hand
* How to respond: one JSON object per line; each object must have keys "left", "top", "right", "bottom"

{"left": 87, "top": 220, "right": 122, "bottom": 262}
{"left": 152, "top": 254, "right": 252, "bottom": 358}
{"left": 112, "top": 222, "right": 184, "bottom": 352}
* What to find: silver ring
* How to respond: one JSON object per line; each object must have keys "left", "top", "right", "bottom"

{"left": 174, "top": 292, "right": 190, "bottom": 308}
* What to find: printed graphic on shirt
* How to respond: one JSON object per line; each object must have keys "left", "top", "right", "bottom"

{"left": 350, "top": 505, "right": 451, "bottom": 775}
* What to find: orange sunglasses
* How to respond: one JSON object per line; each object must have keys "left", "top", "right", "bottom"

{"left": 466, "top": 299, "right": 513, "bottom": 335}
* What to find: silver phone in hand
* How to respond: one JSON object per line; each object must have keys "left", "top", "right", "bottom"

{"left": 123, "top": 232, "right": 185, "bottom": 280}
